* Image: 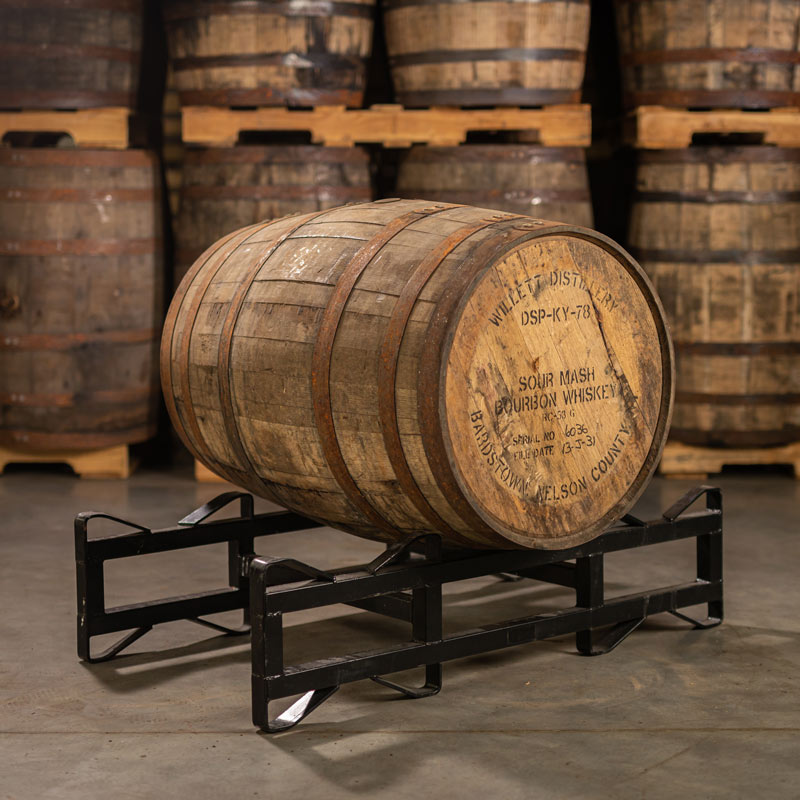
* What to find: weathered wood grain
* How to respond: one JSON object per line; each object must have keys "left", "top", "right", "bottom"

{"left": 616, "top": 0, "right": 800, "bottom": 108}
{"left": 0, "top": 148, "right": 163, "bottom": 450}
{"left": 174, "top": 145, "right": 372, "bottom": 286}
{"left": 397, "top": 145, "right": 594, "bottom": 226}
{"left": 629, "top": 146, "right": 800, "bottom": 446}
{"left": 163, "top": 199, "right": 673, "bottom": 549}
{"left": 0, "top": 0, "right": 143, "bottom": 110}
{"left": 384, "top": 0, "right": 590, "bottom": 106}
{"left": 164, "top": 0, "right": 376, "bottom": 107}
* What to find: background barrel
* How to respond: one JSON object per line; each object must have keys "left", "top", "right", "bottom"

{"left": 615, "top": 0, "right": 800, "bottom": 108}
{"left": 0, "top": 0, "right": 143, "bottom": 110}
{"left": 163, "top": 199, "right": 673, "bottom": 550}
{"left": 164, "top": 0, "right": 376, "bottom": 107}
{"left": 174, "top": 145, "right": 373, "bottom": 285}
{"left": 383, "top": 0, "right": 591, "bottom": 106}
{"left": 397, "top": 145, "right": 594, "bottom": 226}
{"left": 629, "top": 146, "right": 800, "bottom": 447}
{"left": 0, "top": 149, "right": 163, "bottom": 450}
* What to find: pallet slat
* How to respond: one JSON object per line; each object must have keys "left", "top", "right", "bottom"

{"left": 181, "top": 104, "right": 592, "bottom": 148}
{"left": 0, "top": 444, "right": 133, "bottom": 479}
{"left": 659, "top": 441, "right": 800, "bottom": 479}
{"left": 628, "top": 106, "right": 800, "bottom": 149}
{"left": 0, "top": 108, "right": 130, "bottom": 148}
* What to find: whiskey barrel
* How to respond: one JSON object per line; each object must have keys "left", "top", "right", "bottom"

{"left": 397, "top": 145, "right": 594, "bottom": 227}
{"left": 383, "top": 0, "right": 590, "bottom": 106}
{"left": 0, "top": 149, "right": 163, "bottom": 450}
{"left": 0, "top": 0, "right": 143, "bottom": 110}
{"left": 629, "top": 146, "right": 800, "bottom": 446}
{"left": 174, "top": 145, "right": 372, "bottom": 285}
{"left": 164, "top": 0, "right": 376, "bottom": 107}
{"left": 616, "top": 0, "right": 800, "bottom": 108}
{"left": 164, "top": 199, "right": 673, "bottom": 549}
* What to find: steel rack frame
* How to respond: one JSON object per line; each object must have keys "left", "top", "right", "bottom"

{"left": 75, "top": 486, "right": 723, "bottom": 733}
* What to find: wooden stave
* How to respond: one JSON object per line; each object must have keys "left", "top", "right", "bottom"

{"left": 164, "top": 0, "right": 376, "bottom": 108}
{"left": 0, "top": 1, "right": 143, "bottom": 110}
{"left": 630, "top": 146, "right": 800, "bottom": 447}
{"left": 396, "top": 144, "right": 594, "bottom": 227}
{"left": 174, "top": 145, "right": 373, "bottom": 286}
{"left": 0, "top": 148, "right": 163, "bottom": 450}
{"left": 383, "top": 0, "right": 590, "bottom": 107}
{"left": 615, "top": 0, "right": 800, "bottom": 109}
{"left": 164, "top": 199, "right": 673, "bottom": 549}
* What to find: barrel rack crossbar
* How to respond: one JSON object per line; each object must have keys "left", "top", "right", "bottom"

{"left": 75, "top": 486, "right": 723, "bottom": 733}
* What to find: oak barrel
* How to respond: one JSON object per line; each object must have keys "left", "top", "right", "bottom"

{"left": 383, "top": 0, "right": 590, "bottom": 106}
{"left": 616, "top": 0, "right": 800, "bottom": 108}
{"left": 0, "top": 149, "right": 163, "bottom": 450}
{"left": 163, "top": 199, "right": 673, "bottom": 549}
{"left": 174, "top": 145, "right": 372, "bottom": 285}
{"left": 397, "top": 145, "right": 594, "bottom": 227}
{"left": 629, "top": 146, "right": 800, "bottom": 446}
{"left": 0, "top": 0, "right": 143, "bottom": 110}
{"left": 164, "top": 0, "right": 376, "bottom": 107}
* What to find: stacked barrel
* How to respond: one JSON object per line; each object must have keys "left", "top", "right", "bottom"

{"left": 386, "top": 0, "right": 593, "bottom": 224}
{"left": 163, "top": 1, "right": 376, "bottom": 285}
{"left": 0, "top": 1, "right": 164, "bottom": 466}
{"left": 618, "top": 0, "right": 800, "bottom": 452}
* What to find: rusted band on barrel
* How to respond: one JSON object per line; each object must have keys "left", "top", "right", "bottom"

{"left": 172, "top": 52, "right": 364, "bottom": 72}
{"left": 624, "top": 89, "right": 800, "bottom": 108}
{"left": 313, "top": 203, "right": 456, "bottom": 534}
{"left": 164, "top": 223, "right": 269, "bottom": 473}
{"left": 165, "top": 0, "right": 374, "bottom": 21}
{"left": 385, "top": 0, "right": 588, "bottom": 8}
{"left": 0, "top": 150, "right": 151, "bottom": 168}
{"left": 378, "top": 217, "right": 507, "bottom": 543}
{"left": 635, "top": 190, "right": 800, "bottom": 204}
{"left": 216, "top": 209, "right": 340, "bottom": 502}
{"left": 0, "top": 427, "right": 156, "bottom": 451}
{"left": 405, "top": 145, "right": 587, "bottom": 163}
{"left": 0, "top": 0, "right": 141, "bottom": 10}
{"left": 0, "top": 90, "right": 137, "bottom": 108}
{"left": 0, "top": 386, "right": 157, "bottom": 408}
{"left": 181, "top": 184, "right": 371, "bottom": 201}
{"left": 389, "top": 47, "right": 585, "bottom": 68}
{"left": 184, "top": 146, "right": 370, "bottom": 165}
{"left": 638, "top": 148, "right": 800, "bottom": 164}
{"left": 396, "top": 88, "right": 582, "bottom": 106}
{"left": 0, "top": 239, "right": 159, "bottom": 256}
{"left": 676, "top": 391, "right": 800, "bottom": 406}
{"left": 3, "top": 188, "right": 157, "bottom": 203}
{"left": 629, "top": 247, "right": 800, "bottom": 265}
{"left": 621, "top": 47, "right": 800, "bottom": 66}
{"left": 1, "top": 42, "right": 139, "bottom": 63}
{"left": 402, "top": 188, "right": 591, "bottom": 205}
{"left": 674, "top": 341, "right": 800, "bottom": 356}
{"left": 177, "top": 87, "right": 364, "bottom": 107}
{"left": 1, "top": 328, "right": 156, "bottom": 351}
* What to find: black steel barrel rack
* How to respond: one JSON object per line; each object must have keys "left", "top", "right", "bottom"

{"left": 75, "top": 486, "right": 723, "bottom": 733}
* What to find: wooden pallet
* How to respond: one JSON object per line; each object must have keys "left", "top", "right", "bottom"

{"left": 0, "top": 444, "right": 134, "bottom": 479}
{"left": 0, "top": 107, "right": 131, "bottom": 148}
{"left": 181, "top": 103, "right": 592, "bottom": 148}
{"left": 628, "top": 105, "right": 800, "bottom": 149}
{"left": 659, "top": 441, "right": 800, "bottom": 480}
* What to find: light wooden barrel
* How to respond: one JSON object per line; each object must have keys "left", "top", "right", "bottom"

{"left": 0, "top": 149, "right": 163, "bottom": 450}
{"left": 629, "top": 146, "right": 800, "bottom": 447}
{"left": 383, "top": 0, "right": 590, "bottom": 106}
{"left": 174, "top": 146, "right": 372, "bottom": 285}
{"left": 0, "top": 0, "right": 143, "bottom": 110}
{"left": 164, "top": 0, "right": 376, "bottom": 107}
{"left": 397, "top": 145, "right": 594, "bottom": 227}
{"left": 164, "top": 199, "right": 673, "bottom": 549}
{"left": 615, "top": 0, "right": 800, "bottom": 108}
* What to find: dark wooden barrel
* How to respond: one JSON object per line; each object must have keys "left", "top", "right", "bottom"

{"left": 163, "top": 199, "right": 673, "bottom": 550}
{"left": 0, "top": 0, "right": 143, "bottom": 110}
{"left": 383, "top": 0, "right": 590, "bottom": 106}
{"left": 629, "top": 146, "right": 800, "bottom": 447}
{"left": 616, "top": 0, "right": 800, "bottom": 108}
{"left": 164, "top": 0, "right": 376, "bottom": 107}
{"left": 0, "top": 149, "right": 163, "bottom": 450}
{"left": 174, "top": 145, "right": 372, "bottom": 285}
{"left": 397, "top": 145, "right": 594, "bottom": 227}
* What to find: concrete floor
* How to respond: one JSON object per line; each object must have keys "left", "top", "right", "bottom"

{"left": 0, "top": 466, "right": 798, "bottom": 799}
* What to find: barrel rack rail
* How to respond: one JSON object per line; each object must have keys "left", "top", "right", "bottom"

{"left": 75, "top": 486, "right": 723, "bottom": 733}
